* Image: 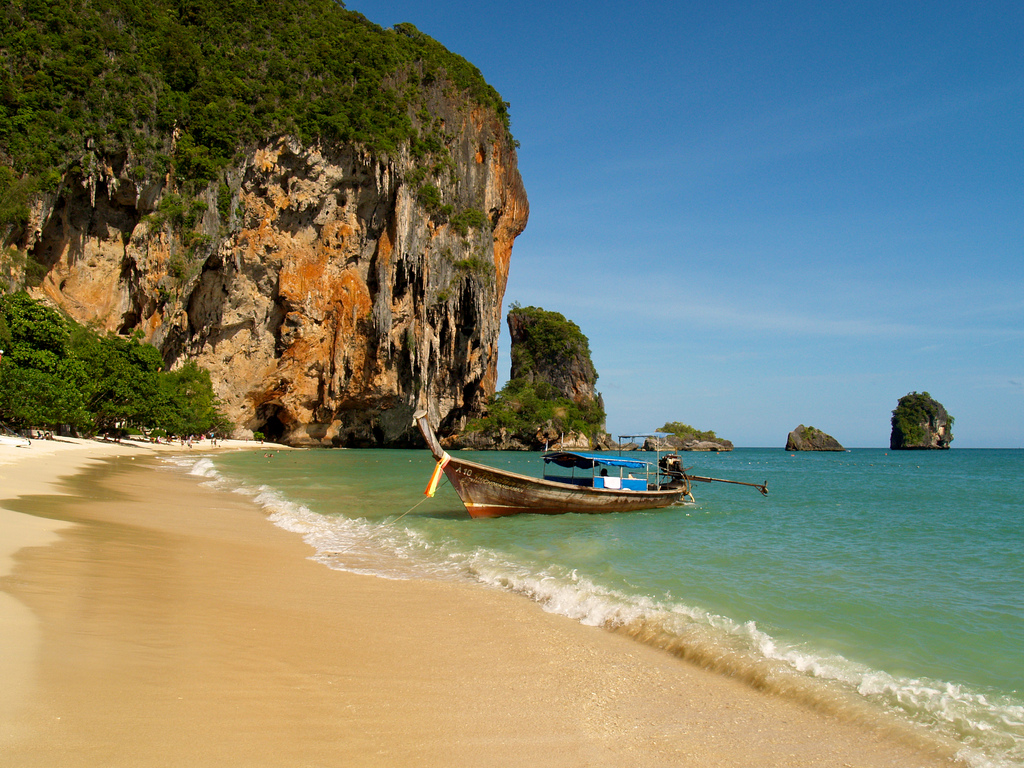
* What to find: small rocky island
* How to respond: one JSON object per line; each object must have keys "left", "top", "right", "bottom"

{"left": 648, "top": 422, "right": 734, "bottom": 452}
{"left": 785, "top": 425, "right": 844, "bottom": 451}
{"left": 890, "top": 392, "right": 953, "bottom": 449}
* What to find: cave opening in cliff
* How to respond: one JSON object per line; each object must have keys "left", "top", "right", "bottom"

{"left": 257, "top": 411, "right": 287, "bottom": 443}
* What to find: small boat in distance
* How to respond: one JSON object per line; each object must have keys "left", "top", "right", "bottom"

{"left": 414, "top": 410, "right": 767, "bottom": 519}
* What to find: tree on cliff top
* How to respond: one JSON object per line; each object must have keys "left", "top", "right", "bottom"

{"left": 0, "top": 0, "right": 514, "bottom": 211}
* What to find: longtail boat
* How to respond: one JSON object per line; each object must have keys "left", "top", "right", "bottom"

{"left": 414, "top": 410, "right": 767, "bottom": 519}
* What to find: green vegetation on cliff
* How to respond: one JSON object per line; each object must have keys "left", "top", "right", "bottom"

{"left": 657, "top": 421, "right": 718, "bottom": 442}
{"left": 468, "top": 305, "right": 604, "bottom": 440}
{"left": 0, "top": 293, "right": 228, "bottom": 436}
{"left": 786, "top": 424, "right": 843, "bottom": 451}
{"left": 467, "top": 378, "right": 605, "bottom": 439}
{"left": 0, "top": 0, "right": 513, "bottom": 223}
{"left": 508, "top": 304, "right": 596, "bottom": 380}
{"left": 890, "top": 391, "right": 953, "bottom": 449}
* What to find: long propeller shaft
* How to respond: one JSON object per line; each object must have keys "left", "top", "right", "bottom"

{"left": 687, "top": 474, "right": 769, "bottom": 496}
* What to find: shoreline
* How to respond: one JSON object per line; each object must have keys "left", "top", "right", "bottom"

{"left": 1, "top": 441, "right": 960, "bottom": 766}
{"left": 0, "top": 436, "right": 289, "bottom": 736}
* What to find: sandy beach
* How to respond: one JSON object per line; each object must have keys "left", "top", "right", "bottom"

{"left": 1, "top": 438, "right": 960, "bottom": 767}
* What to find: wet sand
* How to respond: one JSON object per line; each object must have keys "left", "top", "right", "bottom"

{"left": 1, "top": 440, "right": 959, "bottom": 767}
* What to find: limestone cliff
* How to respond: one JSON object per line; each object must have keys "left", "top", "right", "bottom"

{"left": 1, "top": 3, "right": 531, "bottom": 445}
{"left": 786, "top": 425, "right": 844, "bottom": 451}
{"left": 890, "top": 392, "right": 953, "bottom": 450}
{"left": 443, "top": 306, "right": 606, "bottom": 450}
{"left": 7, "top": 121, "right": 526, "bottom": 446}
{"left": 507, "top": 305, "right": 599, "bottom": 405}
{"left": 642, "top": 435, "right": 734, "bottom": 452}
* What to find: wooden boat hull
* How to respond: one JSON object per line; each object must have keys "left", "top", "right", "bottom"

{"left": 414, "top": 410, "right": 685, "bottom": 518}
{"left": 442, "top": 455, "right": 685, "bottom": 518}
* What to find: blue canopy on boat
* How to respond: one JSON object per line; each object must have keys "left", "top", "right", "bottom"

{"left": 542, "top": 451, "right": 650, "bottom": 470}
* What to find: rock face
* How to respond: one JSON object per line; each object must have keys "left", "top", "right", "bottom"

{"left": 507, "top": 306, "right": 598, "bottom": 404}
{"left": 447, "top": 423, "right": 591, "bottom": 452}
{"left": 444, "top": 305, "right": 606, "bottom": 451}
{"left": 8, "top": 107, "right": 527, "bottom": 446}
{"left": 786, "top": 425, "right": 844, "bottom": 451}
{"left": 644, "top": 435, "right": 734, "bottom": 452}
{"left": 890, "top": 392, "right": 953, "bottom": 450}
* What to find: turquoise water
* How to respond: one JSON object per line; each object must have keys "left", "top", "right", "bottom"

{"left": 173, "top": 447, "right": 1023, "bottom": 767}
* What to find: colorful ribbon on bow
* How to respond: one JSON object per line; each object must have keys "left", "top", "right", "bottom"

{"left": 424, "top": 452, "right": 451, "bottom": 497}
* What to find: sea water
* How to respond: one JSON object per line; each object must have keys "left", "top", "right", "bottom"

{"left": 169, "top": 447, "right": 1023, "bottom": 767}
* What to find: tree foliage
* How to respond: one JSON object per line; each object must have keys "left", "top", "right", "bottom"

{"left": 0, "top": 293, "right": 89, "bottom": 429}
{"left": 0, "top": 292, "right": 228, "bottom": 435}
{"left": 466, "top": 377, "right": 605, "bottom": 438}
{"left": 890, "top": 391, "right": 954, "bottom": 448}
{"left": 72, "top": 324, "right": 163, "bottom": 431}
{"left": 657, "top": 421, "right": 718, "bottom": 441}
{"left": 508, "top": 304, "right": 594, "bottom": 377}
{"left": 0, "top": 0, "right": 514, "bottom": 206}
{"left": 468, "top": 305, "right": 605, "bottom": 439}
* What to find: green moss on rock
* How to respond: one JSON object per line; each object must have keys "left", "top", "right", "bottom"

{"left": 890, "top": 392, "right": 953, "bottom": 449}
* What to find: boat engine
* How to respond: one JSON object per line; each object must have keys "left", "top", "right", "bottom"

{"left": 658, "top": 454, "right": 690, "bottom": 492}
{"left": 659, "top": 454, "right": 683, "bottom": 477}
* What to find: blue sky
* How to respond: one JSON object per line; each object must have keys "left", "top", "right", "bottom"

{"left": 352, "top": 0, "right": 1023, "bottom": 447}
